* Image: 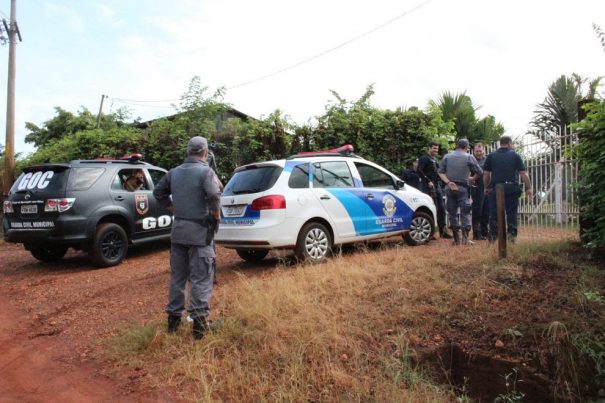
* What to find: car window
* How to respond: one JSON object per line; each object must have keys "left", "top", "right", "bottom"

{"left": 313, "top": 161, "right": 353, "bottom": 188}
{"left": 148, "top": 169, "right": 166, "bottom": 187}
{"left": 223, "top": 165, "right": 283, "bottom": 196}
{"left": 355, "top": 163, "right": 395, "bottom": 189}
{"left": 68, "top": 167, "right": 105, "bottom": 191}
{"left": 117, "top": 168, "right": 148, "bottom": 191}
{"left": 288, "top": 163, "right": 309, "bottom": 189}
{"left": 11, "top": 166, "right": 70, "bottom": 193}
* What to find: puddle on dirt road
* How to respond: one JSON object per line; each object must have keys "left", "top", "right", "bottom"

{"left": 415, "top": 343, "right": 600, "bottom": 402}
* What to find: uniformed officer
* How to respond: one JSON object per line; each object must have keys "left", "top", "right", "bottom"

{"left": 438, "top": 139, "right": 483, "bottom": 245}
{"left": 417, "top": 142, "right": 452, "bottom": 239}
{"left": 153, "top": 136, "right": 222, "bottom": 340}
{"left": 483, "top": 136, "right": 533, "bottom": 243}
{"left": 470, "top": 142, "right": 489, "bottom": 240}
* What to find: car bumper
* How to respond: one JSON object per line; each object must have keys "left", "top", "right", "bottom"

{"left": 3, "top": 216, "right": 91, "bottom": 246}
{"left": 215, "top": 216, "right": 304, "bottom": 250}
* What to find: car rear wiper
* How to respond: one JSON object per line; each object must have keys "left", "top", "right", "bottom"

{"left": 232, "top": 188, "right": 262, "bottom": 194}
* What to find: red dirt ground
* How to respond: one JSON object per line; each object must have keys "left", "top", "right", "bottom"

{"left": 0, "top": 241, "right": 278, "bottom": 402}
{"left": 0, "top": 229, "right": 581, "bottom": 402}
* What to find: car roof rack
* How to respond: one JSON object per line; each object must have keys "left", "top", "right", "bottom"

{"left": 71, "top": 153, "right": 151, "bottom": 165}
{"left": 286, "top": 144, "right": 362, "bottom": 160}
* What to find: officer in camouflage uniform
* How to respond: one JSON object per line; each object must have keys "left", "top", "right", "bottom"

{"left": 438, "top": 139, "right": 483, "bottom": 245}
{"left": 153, "top": 136, "right": 222, "bottom": 340}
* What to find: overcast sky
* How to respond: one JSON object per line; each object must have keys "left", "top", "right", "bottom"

{"left": 1, "top": 0, "right": 604, "bottom": 156}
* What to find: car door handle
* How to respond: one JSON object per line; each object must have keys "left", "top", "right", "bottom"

{"left": 114, "top": 196, "right": 125, "bottom": 201}
{"left": 366, "top": 193, "right": 374, "bottom": 200}
{"left": 320, "top": 194, "right": 331, "bottom": 200}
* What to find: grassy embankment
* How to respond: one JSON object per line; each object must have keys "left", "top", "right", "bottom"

{"left": 109, "top": 237, "right": 604, "bottom": 401}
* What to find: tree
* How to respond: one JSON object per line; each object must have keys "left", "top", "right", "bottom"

{"left": 429, "top": 91, "right": 503, "bottom": 144}
{"left": 309, "top": 85, "right": 448, "bottom": 173}
{"left": 594, "top": 23, "right": 605, "bottom": 53}
{"left": 24, "top": 107, "right": 132, "bottom": 148}
{"left": 531, "top": 74, "right": 603, "bottom": 143}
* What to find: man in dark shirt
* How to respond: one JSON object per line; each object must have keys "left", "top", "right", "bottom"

{"left": 400, "top": 158, "right": 422, "bottom": 190}
{"left": 417, "top": 142, "right": 452, "bottom": 239}
{"left": 483, "top": 136, "right": 533, "bottom": 242}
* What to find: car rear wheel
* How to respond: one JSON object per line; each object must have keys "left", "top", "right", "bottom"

{"left": 295, "top": 222, "right": 332, "bottom": 263}
{"left": 236, "top": 249, "right": 269, "bottom": 262}
{"left": 29, "top": 246, "right": 68, "bottom": 262}
{"left": 404, "top": 211, "right": 434, "bottom": 246}
{"left": 89, "top": 223, "right": 128, "bottom": 267}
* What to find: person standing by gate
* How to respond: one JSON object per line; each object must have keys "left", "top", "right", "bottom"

{"left": 153, "top": 136, "right": 222, "bottom": 340}
{"left": 483, "top": 136, "right": 533, "bottom": 243}
{"left": 418, "top": 142, "right": 452, "bottom": 239}
{"left": 438, "top": 139, "right": 483, "bottom": 245}
{"left": 470, "top": 142, "right": 489, "bottom": 240}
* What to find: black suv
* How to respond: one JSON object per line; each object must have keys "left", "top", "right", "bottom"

{"left": 2, "top": 155, "right": 172, "bottom": 267}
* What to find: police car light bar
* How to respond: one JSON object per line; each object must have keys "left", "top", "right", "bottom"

{"left": 117, "top": 153, "right": 143, "bottom": 163}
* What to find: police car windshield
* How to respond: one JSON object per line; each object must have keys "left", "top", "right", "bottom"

{"left": 223, "top": 165, "right": 282, "bottom": 196}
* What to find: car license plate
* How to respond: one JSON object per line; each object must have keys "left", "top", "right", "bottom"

{"left": 225, "top": 205, "right": 245, "bottom": 216}
{"left": 21, "top": 204, "right": 38, "bottom": 214}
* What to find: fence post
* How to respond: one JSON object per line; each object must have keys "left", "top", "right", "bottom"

{"left": 555, "top": 162, "right": 563, "bottom": 224}
{"left": 496, "top": 184, "right": 507, "bottom": 259}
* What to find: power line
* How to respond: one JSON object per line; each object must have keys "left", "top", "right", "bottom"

{"left": 227, "top": 0, "right": 433, "bottom": 90}
{"left": 112, "top": 97, "right": 180, "bottom": 104}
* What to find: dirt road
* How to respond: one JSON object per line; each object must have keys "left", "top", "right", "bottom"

{"left": 0, "top": 241, "right": 276, "bottom": 402}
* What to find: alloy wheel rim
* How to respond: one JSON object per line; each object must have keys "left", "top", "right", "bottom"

{"left": 305, "top": 228, "right": 328, "bottom": 260}
{"left": 410, "top": 217, "right": 431, "bottom": 242}
{"left": 101, "top": 231, "right": 124, "bottom": 260}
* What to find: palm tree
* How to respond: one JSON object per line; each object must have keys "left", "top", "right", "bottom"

{"left": 531, "top": 74, "right": 603, "bottom": 142}
{"left": 433, "top": 91, "right": 479, "bottom": 142}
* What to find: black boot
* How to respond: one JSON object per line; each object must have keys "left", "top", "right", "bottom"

{"left": 473, "top": 228, "right": 485, "bottom": 241}
{"left": 452, "top": 229, "right": 461, "bottom": 245}
{"left": 167, "top": 315, "right": 181, "bottom": 334}
{"left": 462, "top": 228, "right": 475, "bottom": 245}
{"left": 192, "top": 316, "right": 209, "bottom": 340}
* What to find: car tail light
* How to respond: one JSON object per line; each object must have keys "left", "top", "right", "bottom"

{"left": 251, "top": 195, "right": 286, "bottom": 210}
{"left": 3, "top": 201, "right": 13, "bottom": 213}
{"left": 45, "top": 198, "right": 75, "bottom": 212}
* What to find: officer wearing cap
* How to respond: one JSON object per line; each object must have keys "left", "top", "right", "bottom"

{"left": 153, "top": 136, "right": 222, "bottom": 340}
{"left": 438, "top": 139, "right": 483, "bottom": 245}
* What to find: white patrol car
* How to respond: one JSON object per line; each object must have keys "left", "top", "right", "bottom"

{"left": 215, "top": 145, "right": 437, "bottom": 263}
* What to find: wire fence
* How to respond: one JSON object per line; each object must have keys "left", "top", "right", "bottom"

{"left": 485, "top": 128, "right": 580, "bottom": 241}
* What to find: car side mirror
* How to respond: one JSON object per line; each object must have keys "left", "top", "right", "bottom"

{"left": 395, "top": 179, "right": 405, "bottom": 190}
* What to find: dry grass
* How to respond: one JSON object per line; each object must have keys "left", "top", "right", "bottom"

{"left": 108, "top": 231, "right": 605, "bottom": 401}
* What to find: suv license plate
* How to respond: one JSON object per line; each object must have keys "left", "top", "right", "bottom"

{"left": 21, "top": 205, "right": 38, "bottom": 214}
{"left": 225, "top": 206, "right": 245, "bottom": 216}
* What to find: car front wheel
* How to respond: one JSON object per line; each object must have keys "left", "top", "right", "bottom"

{"left": 295, "top": 222, "right": 332, "bottom": 263}
{"left": 236, "top": 249, "right": 269, "bottom": 262}
{"left": 89, "top": 223, "right": 128, "bottom": 267}
{"left": 404, "top": 211, "right": 434, "bottom": 246}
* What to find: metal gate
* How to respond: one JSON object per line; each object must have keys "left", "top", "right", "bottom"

{"left": 485, "top": 128, "right": 579, "bottom": 238}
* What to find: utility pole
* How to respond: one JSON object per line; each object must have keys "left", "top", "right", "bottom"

{"left": 3, "top": 0, "right": 21, "bottom": 196}
{"left": 95, "top": 94, "right": 107, "bottom": 129}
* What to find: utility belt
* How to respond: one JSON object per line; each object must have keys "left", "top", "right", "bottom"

{"left": 490, "top": 181, "right": 520, "bottom": 188}
{"left": 450, "top": 181, "right": 470, "bottom": 189}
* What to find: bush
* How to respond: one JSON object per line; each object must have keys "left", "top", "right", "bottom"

{"left": 575, "top": 100, "right": 605, "bottom": 256}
